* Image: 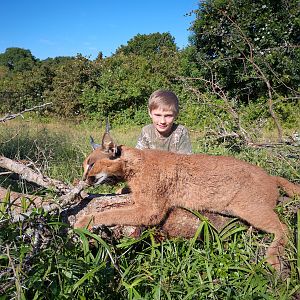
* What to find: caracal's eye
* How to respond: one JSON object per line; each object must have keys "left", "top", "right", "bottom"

{"left": 87, "top": 162, "right": 94, "bottom": 172}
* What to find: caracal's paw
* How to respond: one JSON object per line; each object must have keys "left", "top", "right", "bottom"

{"left": 74, "top": 215, "right": 95, "bottom": 229}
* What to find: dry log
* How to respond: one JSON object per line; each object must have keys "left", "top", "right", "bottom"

{"left": 0, "top": 182, "right": 229, "bottom": 237}
{"left": 65, "top": 193, "right": 229, "bottom": 238}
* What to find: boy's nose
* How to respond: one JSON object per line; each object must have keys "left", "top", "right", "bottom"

{"left": 159, "top": 116, "right": 166, "bottom": 123}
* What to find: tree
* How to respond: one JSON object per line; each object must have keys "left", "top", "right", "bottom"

{"left": 115, "top": 32, "right": 177, "bottom": 57}
{"left": 80, "top": 33, "right": 181, "bottom": 123}
{"left": 0, "top": 47, "right": 37, "bottom": 72}
{"left": 0, "top": 61, "right": 56, "bottom": 113}
{"left": 80, "top": 49, "right": 182, "bottom": 123}
{"left": 189, "top": 0, "right": 300, "bottom": 103}
{"left": 44, "top": 54, "right": 100, "bottom": 117}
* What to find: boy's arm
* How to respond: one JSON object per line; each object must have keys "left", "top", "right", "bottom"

{"left": 136, "top": 127, "right": 150, "bottom": 150}
{"left": 177, "top": 127, "right": 192, "bottom": 154}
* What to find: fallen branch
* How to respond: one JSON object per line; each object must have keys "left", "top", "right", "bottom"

{"left": 0, "top": 155, "right": 69, "bottom": 193}
{"left": 0, "top": 155, "right": 90, "bottom": 227}
{"left": 0, "top": 102, "right": 52, "bottom": 123}
{"left": 0, "top": 185, "right": 229, "bottom": 240}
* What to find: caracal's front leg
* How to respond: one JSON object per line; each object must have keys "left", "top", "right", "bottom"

{"left": 74, "top": 205, "right": 164, "bottom": 229}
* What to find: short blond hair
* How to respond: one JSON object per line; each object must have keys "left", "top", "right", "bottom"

{"left": 148, "top": 89, "right": 179, "bottom": 115}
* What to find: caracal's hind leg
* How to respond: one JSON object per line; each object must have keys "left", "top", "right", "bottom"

{"left": 231, "top": 205, "right": 288, "bottom": 271}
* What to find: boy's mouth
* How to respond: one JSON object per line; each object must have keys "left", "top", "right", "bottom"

{"left": 158, "top": 124, "right": 168, "bottom": 129}
{"left": 156, "top": 124, "right": 173, "bottom": 136}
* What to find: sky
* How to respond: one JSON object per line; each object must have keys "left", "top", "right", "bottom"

{"left": 1, "top": 0, "right": 199, "bottom": 60}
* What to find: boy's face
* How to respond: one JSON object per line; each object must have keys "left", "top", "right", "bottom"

{"left": 149, "top": 107, "right": 176, "bottom": 137}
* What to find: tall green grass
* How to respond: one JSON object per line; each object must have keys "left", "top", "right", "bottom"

{"left": 0, "top": 118, "right": 299, "bottom": 299}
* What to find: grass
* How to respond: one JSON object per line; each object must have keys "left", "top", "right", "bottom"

{"left": 0, "top": 117, "right": 300, "bottom": 299}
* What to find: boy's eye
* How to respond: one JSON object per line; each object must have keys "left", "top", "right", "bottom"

{"left": 154, "top": 114, "right": 173, "bottom": 117}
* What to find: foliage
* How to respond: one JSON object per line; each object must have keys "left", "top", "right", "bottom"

{"left": 0, "top": 1, "right": 299, "bottom": 139}
{"left": 80, "top": 49, "right": 181, "bottom": 120}
{"left": 0, "top": 64, "right": 54, "bottom": 113}
{"left": 0, "top": 47, "right": 37, "bottom": 72}
{"left": 43, "top": 54, "right": 100, "bottom": 117}
{"left": 115, "top": 32, "right": 177, "bottom": 57}
{"left": 189, "top": 0, "right": 300, "bottom": 103}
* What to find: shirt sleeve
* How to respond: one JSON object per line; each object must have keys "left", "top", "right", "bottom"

{"left": 177, "top": 127, "right": 193, "bottom": 154}
{"left": 136, "top": 127, "right": 150, "bottom": 150}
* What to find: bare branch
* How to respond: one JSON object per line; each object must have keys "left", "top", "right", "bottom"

{"left": 0, "top": 155, "right": 69, "bottom": 193}
{"left": 179, "top": 75, "right": 253, "bottom": 144}
{"left": 221, "top": 10, "right": 283, "bottom": 142}
{"left": 0, "top": 102, "right": 52, "bottom": 123}
{"left": 0, "top": 180, "right": 88, "bottom": 225}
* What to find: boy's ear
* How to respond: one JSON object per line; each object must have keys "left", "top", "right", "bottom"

{"left": 148, "top": 109, "right": 152, "bottom": 118}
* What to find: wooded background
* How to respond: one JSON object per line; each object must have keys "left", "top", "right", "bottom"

{"left": 0, "top": 0, "right": 299, "bottom": 141}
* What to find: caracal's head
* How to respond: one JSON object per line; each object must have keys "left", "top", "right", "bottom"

{"left": 83, "top": 130, "right": 124, "bottom": 186}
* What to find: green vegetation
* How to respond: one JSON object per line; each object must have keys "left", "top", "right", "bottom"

{"left": 0, "top": 0, "right": 299, "bottom": 136}
{"left": 190, "top": 0, "right": 300, "bottom": 103}
{"left": 0, "top": 120, "right": 299, "bottom": 299}
{"left": 0, "top": 0, "right": 299, "bottom": 298}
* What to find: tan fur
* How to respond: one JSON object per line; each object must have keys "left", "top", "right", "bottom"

{"left": 76, "top": 135, "right": 300, "bottom": 270}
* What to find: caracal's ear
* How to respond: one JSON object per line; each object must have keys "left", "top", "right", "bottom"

{"left": 101, "top": 118, "right": 118, "bottom": 156}
{"left": 90, "top": 136, "right": 101, "bottom": 150}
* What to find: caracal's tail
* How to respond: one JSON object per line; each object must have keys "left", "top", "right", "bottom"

{"left": 275, "top": 176, "right": 300, "bottom": 197}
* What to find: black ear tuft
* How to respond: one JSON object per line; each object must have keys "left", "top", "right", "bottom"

{"left": 90, "top": 136, "right": 101, "bottom": 150}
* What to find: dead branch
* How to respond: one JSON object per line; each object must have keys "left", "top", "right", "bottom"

{"left": 0, "top": 155, "right": 69, "bottom": 193}
{"left": 0, "top": 184, "right": 124, "bottom": 223}
{"left": 0, "top": 102, "right": 52, "bottom": 123}
{"left": 179, "top": 75, "right": 253, "bottom": 145}
{"left": 0, "top": 155, "right": 89, "bottom": 220}
{"left": 221, "top": 11, "right": 283, "bottom": 142}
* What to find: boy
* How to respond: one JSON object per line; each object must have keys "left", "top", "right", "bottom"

{"left": 136, "top": 89, "right": 192, "bottom": 154}
{"left": 133, "top": 90, "right": 225, "bottom": 233}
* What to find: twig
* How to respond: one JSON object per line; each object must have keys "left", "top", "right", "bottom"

{"left": 0, "top": 102, "right": 52, "bottom": 123}
{"left": 0, "top": 171, "right": 13, "bottom": 176}
{"left": 179, "top": 75, "right": 253, "bottom": 144}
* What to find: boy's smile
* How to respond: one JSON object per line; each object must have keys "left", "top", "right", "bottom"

{"left": 149, "top": 108, "right": 176, "bottom": 137}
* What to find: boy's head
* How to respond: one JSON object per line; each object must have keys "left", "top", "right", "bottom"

{"left": 148, "top": 89, "right": 179, "bottom": 137}
{"left": 148, "top": 89, "right": 179, "bottom": 115}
